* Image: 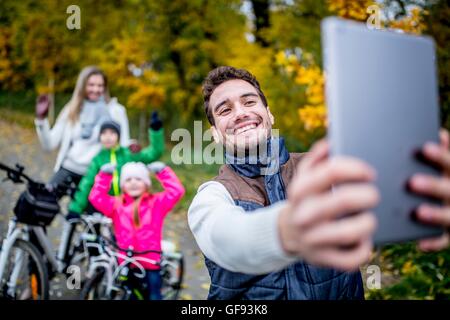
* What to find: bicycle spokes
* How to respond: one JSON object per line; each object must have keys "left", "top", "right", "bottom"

{"left": 1, "top": 241, "right": 47, "bottom": 300}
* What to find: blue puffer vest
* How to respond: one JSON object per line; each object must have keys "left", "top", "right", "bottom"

{"left": 204, "top": 137, "right": 364, "bottom": 300}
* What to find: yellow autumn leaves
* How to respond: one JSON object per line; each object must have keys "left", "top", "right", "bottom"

{"left": 278, "top": 0, "right": 428, "bottom": 132}
{"left": 390, "top": 7, "right": 427, "bottom": 34}
{"left": 94, "top": 36, "right": 166, "bottom": 111}
{"left": 297, "top": 66, "right": 327, "bottom": 131}
{"left": 327, "top": 0, "right": 374, "bottom": 22}
{"left": 275, "top": 51, "right": 327, "bottom": 131}
{"left": 0, "top": 27, "right": 25, "bottom": 90}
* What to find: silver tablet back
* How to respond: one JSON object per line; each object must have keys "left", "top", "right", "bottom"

{"left": 322, "top": 17, "right": 443, "bottom": 245}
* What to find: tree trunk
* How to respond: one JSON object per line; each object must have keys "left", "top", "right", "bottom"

{"left": 251, "top": 0, "right": 270, "bottom": 47}
{"left": 139, "top": 110, "right": 148, "bottom": 144}
{"left": 48, "top": 77, "right": 55, "bottom": 124}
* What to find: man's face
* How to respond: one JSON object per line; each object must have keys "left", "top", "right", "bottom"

{"left": 209, "top": 79, "right": 274, "bottom": 153}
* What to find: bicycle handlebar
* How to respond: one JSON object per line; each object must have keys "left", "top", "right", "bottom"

{"left": 78, "top": 213, "right": 112, "bottom": 227}
{"left": 0, "top": 162, "right": 34, "bottom": 184}
{"left": 0, "top": 161, "right": 76, "bottom": 197}
{"left": 100, "top": 236, "right": 162, "bottom": 256}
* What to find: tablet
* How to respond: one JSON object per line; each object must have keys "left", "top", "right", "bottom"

{"left": 321, "top": 17, "right": 444, "bottom": 245}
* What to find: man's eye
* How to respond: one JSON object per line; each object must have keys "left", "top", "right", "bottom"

{"left": 245, "top": 100, "right": 256, "bottom": 106}
{"left": 219, "top": 107, "right": 231, "bottom": 115}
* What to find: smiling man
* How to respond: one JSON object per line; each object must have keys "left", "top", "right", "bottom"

{"left": 188, "top": 66, "right": 450, "bottom": 300}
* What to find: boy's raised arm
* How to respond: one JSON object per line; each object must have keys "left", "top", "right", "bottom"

{"left": 130, "top": 128, "right": 165, "bottom": 163}
{"left": 130, "top": 111, "right": 165, "bottom": 163}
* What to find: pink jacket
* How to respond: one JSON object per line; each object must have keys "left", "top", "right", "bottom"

{"left": 89, "top": 166, "right": 185, "bottom": 270}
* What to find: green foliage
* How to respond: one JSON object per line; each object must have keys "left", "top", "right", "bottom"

{"left": 423, "top": 0, "right": 450, "bottom": 129}
{"left": 368, "top": 243, "right": 450, "bottom": 299}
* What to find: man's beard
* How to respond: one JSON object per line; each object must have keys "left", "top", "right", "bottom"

{"left": 223, "top": 126, "right": 272, "bottom": 159}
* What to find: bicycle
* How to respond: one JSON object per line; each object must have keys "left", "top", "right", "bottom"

{"left": 79, "top": 235, "right": 184, "bottom": 300}
{"left": 0, "top": 162, "right": 105, "bottom": 299}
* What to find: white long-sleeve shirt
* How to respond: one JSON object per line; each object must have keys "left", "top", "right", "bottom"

{"left": 61, "top": 120, "right": 102, "bottom": 175}
{"left": 34, "top": 97, "right": 130, "bottom": 173}
{"left": 188, "top": 181, "right": 298, "bottom": 275}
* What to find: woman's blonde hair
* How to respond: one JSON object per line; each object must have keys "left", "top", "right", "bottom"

{"left": 62, "top": 66, "right": 111, "bottom": 123}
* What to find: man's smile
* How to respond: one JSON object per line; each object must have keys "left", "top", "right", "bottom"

{"left": 229, "top": 119, "right": 262, "bottom": 136}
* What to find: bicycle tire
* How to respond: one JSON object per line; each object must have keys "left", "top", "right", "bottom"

{"left": 64, "top": 223, "right": 90, "bottom": 282}
{"left": 162, "top": 255, "right": 184, "bottom": 300}
{"left": 0, "top": 239, "right": 49, "bottom": 300}
{"left": 79, "top": 268, "right": 107, "bottom": 300}
{"left": 173, "top": 255, "right": 184, "bottom": 300}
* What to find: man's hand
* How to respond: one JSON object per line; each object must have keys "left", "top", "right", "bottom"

{"left": 278, "top": 140, "right": 379, "bottom": 271}
{"left": 409, "top": 129, "right": 450, "bottom": 252}
{"left": 100, "top": 163, "right": 116, "bottom": 174}
{"left": 36, "top": 94, "right": 50, "bottom": 120}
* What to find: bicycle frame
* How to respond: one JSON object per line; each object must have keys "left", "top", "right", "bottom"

{"left": 32, "top": 225, "right": 64, "bottom": 272}
{"left": 0, "top": 218, "right": 65, "bottom": 292}
{"left": 84, "top": 239, "right": 164, "bottom": 299}
{"left": 0, "top": 212, "right": 109, "bottom": 297}
{"left": 0, "top": 162, "right": 94, "bottom": 298}
{"left": 0, "top": 219, "right": 28, "bottom": 297}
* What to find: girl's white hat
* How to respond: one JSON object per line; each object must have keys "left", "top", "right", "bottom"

{"left": 120, "top": 162, "right": 151, "bottom": 188}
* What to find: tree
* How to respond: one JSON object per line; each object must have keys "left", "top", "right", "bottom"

{"left": 423, "top": 0, "right": 450, "bottom": 128}
{"left": 250, "top": 0, "right": 271, "bottom": 47}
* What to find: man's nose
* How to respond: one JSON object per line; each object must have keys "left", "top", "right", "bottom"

{"left": 233, "top": 103, "right": 248, "bottom": 122}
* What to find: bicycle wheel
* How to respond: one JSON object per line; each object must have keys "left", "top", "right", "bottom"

{"left": 80, "top": 268, "right": 132, "bottom": 300}
{"left": 79, "top": 268, "right": 108, "bottom": 300}
{"left": 64, "top": 222, "right": 91, "bottom": 282}
{"left": 0, "top": 239, "right": 49, "bottom": 300}
{"left": 161, "top": 255, "right": 184, "bottom": 300}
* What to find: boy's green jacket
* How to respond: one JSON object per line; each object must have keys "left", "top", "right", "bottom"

{"left": 68, "top": 128, "right": 165, "bottom": 215}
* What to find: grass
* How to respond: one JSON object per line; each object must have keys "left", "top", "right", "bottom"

{"left": 158, "top": 151, "right": 220, "bottom": 212}
{"left": 0, "top": 91, "right": 71, "bottom": 129}
{"left": 366, "top": 243, "right": 450, "bottom": 300}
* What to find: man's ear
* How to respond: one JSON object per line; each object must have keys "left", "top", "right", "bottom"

{"left": 211, "top": 126, "right": 221, "bottom": 144}
{"left": 267, "top": 106, "right": 274, "bottom": 125}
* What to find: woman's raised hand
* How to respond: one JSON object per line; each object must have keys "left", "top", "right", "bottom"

{"left": 35, "top": 94, "right": 50, "bottom": 120}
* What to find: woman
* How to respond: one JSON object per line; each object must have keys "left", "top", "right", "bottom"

{"left": 34, "top": 66, "right": 130, "bottom": 197}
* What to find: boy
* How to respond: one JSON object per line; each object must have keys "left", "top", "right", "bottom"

{"left": 67, "top": 112, "right": 164, "bottom": 218}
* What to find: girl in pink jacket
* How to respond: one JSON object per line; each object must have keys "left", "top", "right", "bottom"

{"left": 89, "top": 161, "right": 185, "bottom": 300}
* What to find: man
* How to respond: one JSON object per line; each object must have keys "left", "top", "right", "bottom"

{"left": 188, "top": 66, "right": 450, "bottom": 300}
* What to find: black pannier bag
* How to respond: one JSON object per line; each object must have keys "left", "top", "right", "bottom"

{"left": 13, "top": 183, "right": 60, "bottom": 226}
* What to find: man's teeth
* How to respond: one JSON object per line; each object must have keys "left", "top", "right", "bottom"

{"left": 235, "top": 123, "right": 257, "bottom": 134}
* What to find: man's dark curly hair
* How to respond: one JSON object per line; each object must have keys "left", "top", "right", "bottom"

{"left": 202, "top": 66, "right": 268, "bottom": 125}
